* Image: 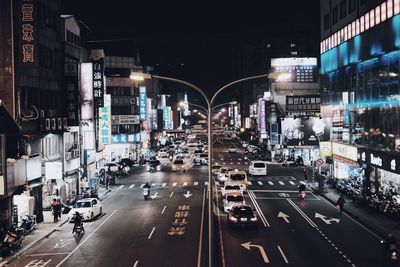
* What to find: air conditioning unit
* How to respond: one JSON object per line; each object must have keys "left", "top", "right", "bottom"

{"left": 51, "top": 118, "right": 56, "bottom": 130}
{"left": 73, "top": 149, "right": 80, "bottom": 158}
{"left": 45, "top": 118, "right": 51, "bottom": 131}
{"left": 57, "top": 118, "right": 62, "bottom": 130}
{"left": 65, "top": 152, "right": 72, "bottom": 160}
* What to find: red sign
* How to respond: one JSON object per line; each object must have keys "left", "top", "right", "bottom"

{"left": 17, "top": 0, "right": 38, "bottom": 67}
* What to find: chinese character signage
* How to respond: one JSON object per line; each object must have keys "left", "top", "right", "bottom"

{"left": 17, "top": 0, "right": 37, "bottom": 67}
{"left": 163, "top": 106, "right": 170, "bottom": 130}
{"left": 92, "top": 59, "right": 104, "bottom": 108}
{"left": 80, "top": 63, "right": 94, "bottom": 120}
{"left": 111, "top": 134, "right": 138, "bottom": 144}
{"left": 151, "top": 109, "right": 158, "bottom": 130}
{"left": 99, "top": 94, "right": 111, "bottom": 145}
{"left": 139, "top": 86, "right": 147, "bottom": 120}
{"left": 271, "top": 57, "right": 317, "bottom": 83}
{"left": 258, "top": 99, "right": 267, "bottom": 138}
{"left": 286, "top": 95, "right": 321, "bottom": 113}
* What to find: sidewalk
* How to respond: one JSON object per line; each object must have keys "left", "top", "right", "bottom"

{"left": 311, "top": 183, "right": 400, "bottom": 240}
{"left": 0, "top": 187, "right": 113, "bottom": 265}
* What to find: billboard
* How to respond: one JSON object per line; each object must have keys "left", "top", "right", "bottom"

{"left": 92, "top": 59, "right": 104, "bottom": 108}
{"left": 99, "top": 94, "right": 111, "bottom": 145}
{"left": 258, "top": 99, "right": 267, "bottom": 138}
{"left": 282, "top": 117, "right": 331, "bottom": 146}
{"left": 80, "top": 63, "right": 94, "bottom": 120}
{"left": 163, "top": 106, "right": 170, "bottom": 130}
{"left": 286, "top": 95, "right": 321, "bottom": 116}
{"left": 271, "top": 57, "right": 317, "bottom": 83}
{"left": 16, "top": 0, "right": 38, "bottom": 67}
{"left": 139, "top": 86, "right": 147, "bottom": 120}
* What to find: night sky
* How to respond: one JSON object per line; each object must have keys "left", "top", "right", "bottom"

{"left": 62, "top": 0, "right": 320, "bottom": 100}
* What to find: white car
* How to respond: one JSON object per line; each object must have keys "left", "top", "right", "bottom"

{"left": 223, "top": 191, "right": 246, "bottom": 213}
{"left": 172, "top": 159, "right": 185, "bottom": 171}
{"left": 68, "top": 198, "right": 102, "bottom": 221}
{"left": 228, "top": 146, "right": 237, "bottom": 153}
{"left": 221, "top": 183, "right": 242, "bottom": 197}
{"left": 158, "top": 148, "right": 168, "bottom": 158}
{"left": 212, "top": 164, "right": 222, "bottom": 175}
{"left": 218, "top": 167, "right": 233, "bottom": 184}
{"left": 249, "top": 161, "right": 267, "bottom": 176}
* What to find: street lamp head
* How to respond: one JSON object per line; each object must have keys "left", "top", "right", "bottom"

{"left": 221, "top": 108, "right": 226, "bottom": 112}
{"left": 179, "top": 101, "right": 184, "bottom": 107}
{"left": 129, "top": 72, "right": 151, "bottom": 81}
{"left": 193, "top": 109, "right": 198, "bottom": 113}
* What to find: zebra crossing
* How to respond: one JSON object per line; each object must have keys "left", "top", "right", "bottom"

{"left": 112, "top": 179, "right": 303, "bottom": 189}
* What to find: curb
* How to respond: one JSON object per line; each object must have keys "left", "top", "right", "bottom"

{"left": 0, "top": 219, "right": 68, "bottom": 266}
{"left": 312, "top": 187, "right": 387, "bottom": 239}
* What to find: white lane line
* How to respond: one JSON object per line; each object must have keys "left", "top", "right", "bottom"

{"left": 258, "top": 181, "right": 263, "bottom": 185}
{"left": 56, "top": 210, "right": 118, "bottom": 267}
{"left": 215, "top": 182, "right": 226, "bottom": 267}
{"left": 140, "top": 184, "right": 145, "bottom": 188}
{"left": 183, "top": 182, "right": 188, "bottom": 186}
{"left": 277, "top": 246, "right": 289, "bottom": 264}
{"left": 148, "top": 227, "right": 156, "bottom": 239}
{"left": 161, "top": 205, "right": 167, "bottom": 214}
{"left": 133, "top": 260, "right": 139, "bottom": 267}
{"left": 30, "top": 252, "right": 70, "bottom": 256}
{"left": 247, "top": 181, "right": 252, "bottom": 185}
{"left": 197, "top": 188, "right": 206, "bottom": 267}
{"left": 289, "top": 181, "right": 296, "bottom": 185}
{"left": 279, "top": 181, "right": 285, "bottom": 185}
{"left": 268, "top": 181, "right": 274, "bottom": 185}
{"left": 194, "top": 182, "right": 198, "bottom": 186}
{"left": 172, "top": 182, "right": 177, "bottom": 187}
{"left": 129, "top": 184, "right": 135, "bottom": 189}
{"left": 162, "top": 183, "right": 167, "bottom": 187}
{"left": 170, "top": 192, "right": 174, "bottom": 198}
{"left": 287, "top": 199, "right": 317, "bottom": 228}
{"left": 248, "top": 190, "right": 270, "bottom": 227}
{"left": 205, "top": 181, "right": 209, "bottom": 185}
{"left": 118, "top": 185, "right": 124, "bottom": 189}
{"left": 151, "top": 183, "right": 156, "bottom": 187}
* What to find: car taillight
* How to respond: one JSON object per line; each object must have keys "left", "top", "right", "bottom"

{"left": 229, "top": 216, "right": 238, "bottom": 222}
{"left": 250, "top": 217, "right": 258, "bottom": 221}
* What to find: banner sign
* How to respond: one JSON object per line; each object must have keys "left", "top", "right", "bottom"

{"left": 151, "top": 109, "right": 158, "bottom": 130}
{"left": 92, "top": 59, "right": 104, "bottom": 108}
{"left": 332, "top": 142, "right": 357, "bottom": 161}
{"left": 17, "top": 0, "right": 38, "bottom": 67}
{"left": 99, "top": 94, "right": 111, "bottom": 145}
{"left": 271, "top": 57, "right": 317, "bottom": 83}
{"left": 258, "top": 99, "right": 267, "bottom": 138}
{"left": 286, "top": 95, "right": 321, "bottom": 113}
{"left": 319, "top": 141, "right": 332, "bottom": 157}
{"left": 282, "top": 117, "right": 331, "bottom": 146}
{"left": 358, "top": 148, "right": 400, "bottom": 175}
{"left": 139, "top": 86, "right": 147, "bottom": 120}
{"left": 111, "top": 134, "right": 138, "bottom": 144}
{"left": 80, "top": 63, "right": 94, "bottom": 120}
{"left": 163, "top": 106, "right": 170, "bottom": 130}
{"left": 111, "top": 115, "right": 139, "bottom": 125}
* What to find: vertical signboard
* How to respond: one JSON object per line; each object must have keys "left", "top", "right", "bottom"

{"left": 0, "top": 135, "right": 5, "bottom": 195}
{"left": 258, "top": 99, "right": 267, "bottom": 138}
{"left": 163, "top": 106, "right": 170, "bottom": 130}
{"left": 99, "top": 94, "right": 111, "bottom": 145}
{"left": 92, "top": 59, "right": 104, "bottom": 108}
{"left": 151, "top": 109, "right": 158, "bottom": 130}
{"left": 17, "top": 0, "right": 38, "bottom": 67}
{"left": 169, "top": 108, "right": 174, "bottom": 130}
{"left": 80, "top": 63, "right": 94, "bottom": 120}
{"left": 139, "top": 86, "right": 147, "bottom": 120}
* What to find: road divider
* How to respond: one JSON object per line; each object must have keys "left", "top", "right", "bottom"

{"left": 248, "top": 190, "right": 270, "bottom": 227}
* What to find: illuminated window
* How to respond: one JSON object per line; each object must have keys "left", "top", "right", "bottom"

{"left": 344, "top": 26, "right": 348, "bottom": 40}
{"left": 375, "top": 6, "right": 381, "bottom": 25}
{"left": 365, "top": 12, "right": 370, "bottom": 29}
{"left": 341, "top": 28, "right": 345, "bottom": 42}
{"left": 360, "top": 15, "right": 365, "bottom": 32}
{"left": 381, "top": 2, "right": 387, "bottom": 21}
{"left": 351, "top": 21, "right": 355, "bottom": 37}
{"left": 320, "top": 42, "right": 323, "bottom": 54}
{"left": 348, "top": 24, "right": 352, "bottom": 39}
{"left": 388, "top": 0, "right": 393, "bottom": 18}
{"left": 356, "top": 19, "right": 360, "bottom": 35}
{"left": 395, "top": 0, "right": 400, "bottom": 15}
{"left": 370, "top": 10, "right": 375, "bottom": 28}
{"left": 335, "top": 32, "right": 338, "bottom": 46}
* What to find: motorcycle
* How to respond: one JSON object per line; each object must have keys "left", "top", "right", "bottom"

{"left": 20, "top": 214, "right": 36, "bottom": 235}
{"left": 381, "top": 240, "right": 400, "bottom": 264}
{"left": 143, "top": 187, "right": 150, "bottom": 200}
{"left": 300, "top": 191, "right": 306, "bottom": 200}
{"left": 74, "top": 224, "right": 84, "bottom": 237}
{"left": 0, "top": 228, "right": 24, "bottom": 255}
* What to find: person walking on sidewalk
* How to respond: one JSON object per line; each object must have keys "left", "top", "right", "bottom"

{"left": 336, "top": 194, "right": 346, "bottom": 213}
{"left": 303, "top": 167, "right": 308, "bottom": 181}
{"left": 56, "top": 199, "right": 62, "bottom": 220}
{"left": 51, "top": 199, "right": 59, "bottom": 223}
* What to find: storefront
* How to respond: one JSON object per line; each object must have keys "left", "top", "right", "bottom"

{"left": 358, "top": 148, "right": 400, "bottom": 194}
{"left": 332, "top": 142, "right": 359, "bottom": 179}
{"left": 283, "top": 146, "right": 320, "bottom": 166}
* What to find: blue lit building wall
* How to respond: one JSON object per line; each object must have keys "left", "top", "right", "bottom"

{"left": 321, "top": 13, "right": 400, "bottom": 151}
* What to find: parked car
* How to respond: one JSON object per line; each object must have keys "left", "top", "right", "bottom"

{"left": 249, "top": 161, "right": 268, "bottom": 176}
{"left": 227, "top": 205, "right": 258, "bottom": 228}
{"left": 172, "top": 159, "right": 185, "bottom": 172}
{"left": 223, "top": 191, "right": 246, "bottom": 213}
{"left": 221, "top": 183, "right": 242, "bottom": 197}
{"left": 68, "top": 198, "right": 102, "bottom": 222}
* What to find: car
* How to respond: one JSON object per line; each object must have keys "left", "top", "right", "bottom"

{"left": 227, "top": 170, "right": 248, "bottom": 190}
{"left": 119, "top": 158, "right": 135, "bottom": 167}
{"left": 249, "top": 161, "right": 267, "bottom": 176}
{"left": 147, "top": 160, "right": 162, "bottom": 171}
{"left": 227, "top": 205, "right": 258, "bottom": 228}
{"left": 223, "top": 191, "right": 245, "bottom": 213}
{"left": 228, "top": 146, "right": 237, "bottom": 153}
{"left": 212, "top": 164, "right": 222, "bottom": 175}
{"left": 158, "top": 148, "right": 168, "bottom": 158}
{"left": 247, "top": 145, "right": 259, "bottom": 154}
{"left": 221, "top": 183, "right": 242, "bottom": 197}
{"left": 241, "top": 142, "right": 249, "bottom": 148}
{"left": 199, "top": 153, "right": 208, "bottom": 165}
{"left": 171, "top": 159, "right": 185, "bottom": 171}
{"left": 218, "top": 167, "right": 234, "bottom": 184}
{"left": 68, "top": 198, "right": 102, "bottom": 222}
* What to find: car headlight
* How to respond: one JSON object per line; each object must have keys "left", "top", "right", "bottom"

{"left": 146, "top": 166, "right": 150, "bottom": 170}
{"left": 157, "top": 166, "right": 161, "bottom": 170}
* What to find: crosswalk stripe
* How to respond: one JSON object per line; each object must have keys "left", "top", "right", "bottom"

{"left": 268, "top": 181, "right": 274, "bottom": 185}
{"left": 247, "top": 181, "right": 252, "bottom": 185}
{"left": 245, "top": 162, "right": 248, "bottom": 165}
{"left": 289, "top": 181, "right": 296, "bottom": 185}
{"left": 257, "top": 181, "right": 263, "bottom": 185}
{"left": 279, "top": 181, "right": 285, "bottom": 185}
{"left": 172, "top": 182, "right": 177, "bottom": 187}
{"left": 230, "top": 162, "right": 233, "bottom": 165}
{"left": 205, "top": 181, "right": 209, "bottom": 185}
{"left": 151, "top": 183, "right": 156, "bottom": 187}
{"left": 118, "top": 185, "right": 124, "bottom": 189}
{"left": 194, "top": 182, "right": 198, "bottom": 186}
{"left": 183, "top": 182, "right": 188, "bottom": 186}
{"left": 140, "top": 184, "right": 145, "bottom": 188}
{"left": 300, "top": 181, "right": 307, "bottom": 185}
{"left": 162, "top": 183, "right": 167, "bottom": 187}
{"left": 129, "top": 184, "right": 135, "bottom": 189}
{"left": 238, "top": 162, "right": 241, "bottom": 165}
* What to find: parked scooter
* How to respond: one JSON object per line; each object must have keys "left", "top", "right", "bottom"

{"left": 20, "top": 214, "right": 36, "bottom": 235}
{"left": 0, "top": 228, "right": 24, "bottom": 255}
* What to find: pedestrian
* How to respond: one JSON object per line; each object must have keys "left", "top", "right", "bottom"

{"left": 336, "top": 194, "right": 346, "bottom": 213}
{"left": 56, "top": 199, "right": 62, "bottom": 220}
{"left": 303, "top": 167, "right": 308, "bottom": 181}
{"left": 51, "top": 199, "right": 58, "bottom": 223}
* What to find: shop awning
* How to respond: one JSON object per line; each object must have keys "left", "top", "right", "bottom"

{"left": 0, "top": 104, "right": 20, "bottom": 135}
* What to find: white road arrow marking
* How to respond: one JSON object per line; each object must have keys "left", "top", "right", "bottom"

{"left": 184, "top": 191, "right": 192, "bottom": 198}
{"left": 277, "top": 212, "right": 290, "bottom": 223}
{"left": 315, "top": 213, "right": 340, "bottom": 224}
{"left": 268, "top": 181, "right": 274, "bottom": 185}
{"left": 150, "top": 192, "right": 159, "bottom": 199}
{"left": 129, "top": 184, "right": 135, "bottom": 189}
{"left": 241, "top": 242, "right": 270, "bottom": 263}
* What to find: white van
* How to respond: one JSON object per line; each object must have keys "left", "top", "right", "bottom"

{"left": 249, "top": 161, "right": 267, "bottom": 176}
{"left": 227, "top": 170, "right": 248, "bottom": 190}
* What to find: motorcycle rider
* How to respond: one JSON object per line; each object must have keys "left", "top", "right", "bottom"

{"left": 72, "top": 211, "right": 85, "bottom": 234}
{"left": 299, "top": 183, "right": 306, "bottom": 194}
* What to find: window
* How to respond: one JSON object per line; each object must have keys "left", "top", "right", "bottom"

{"left": 348, "top": 0, "right": 356, "bottom": 12}
{"left": 370, "top": 9, "right": 375, "bottom": 28}
{"left": 344, "top": 25, "right": 348, "bottom": 40}
{"left": 360, "top": 15, "right": 365, "bottom": 32}
{"left": 365, "top": 12, "right": 370, "bottom": 30}
{"left": 395, "top": 0, "right": 400, "bottom": 14}
{"left": 324, "top": 13, "right": 330, "bottom": 30}
{"left": 356, "top": 19, "right": 360, "bottom": 35}
{"left": 332, "top": 6, "right": 339, "bottom": 25}
{"left": 388, "top": 0, "right": 394, "bottom": 18}
{"left": 375, "top": 6, "right": 381, "bottom": 25}
{"left": 352, "top": 21, "right": 356, "bottom": 37}
{"left": 381, "top": 2, "right": 387, "bottom": 22}
{"left": 340, "top": 0, "right": 347, "bottom": 19}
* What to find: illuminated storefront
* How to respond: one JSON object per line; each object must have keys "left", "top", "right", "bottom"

{"left": 332, "top": 142, "right": 359, "bottom": 179}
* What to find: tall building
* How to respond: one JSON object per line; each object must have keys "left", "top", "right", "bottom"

{"left": 320, "top": 0, "right": 400, "bottom": 193}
